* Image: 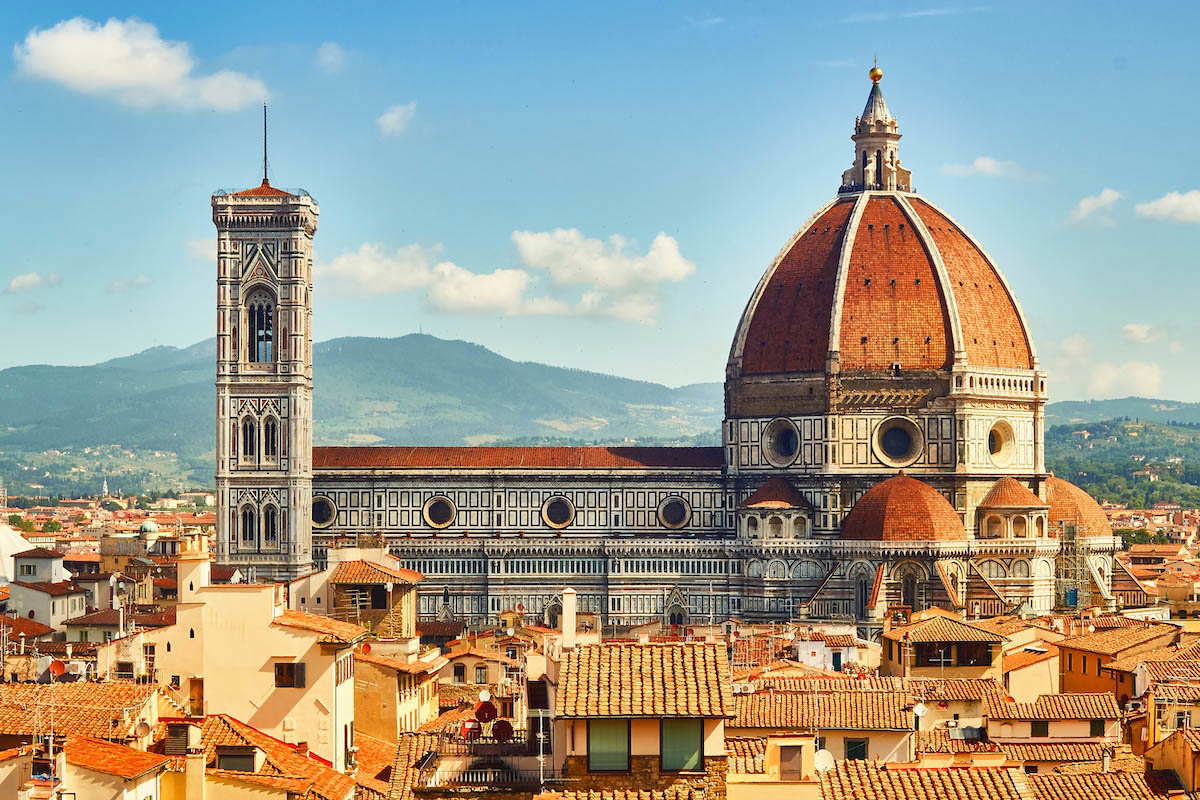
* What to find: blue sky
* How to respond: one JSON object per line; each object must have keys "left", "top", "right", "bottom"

{"left": 2, "top": 1, "right": 1198, "bottom": 401}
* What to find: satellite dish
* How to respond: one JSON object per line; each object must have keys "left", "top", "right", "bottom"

{"left": 478, "top": 689, "right": 492, "bottom": 702}
{"left": 459, "top": 719, "right": 482, "bottom": 740}
{"left": 361, "top": 642, "right": 372, "bottom": 655}
{"left": 474, "top": 700, "right": 498, "bottom": 723}
{"left": 1088, "top": 625, "right": 1096, "bottom": 633}
{"left": 913, "top": 702, "right": 928, "bottom": 718}
{"left": 134, "top": 721, "right": 151, "bottom": 738}
{"left": 506, "top": 628, "right": 515, "bottom": 637}
{"left": 492, "top": 719, "right": 514, "bottom": 742}
{"left": 48, "top": 660, "right": 66, "bottom": 677}
{"left": 813, "top": 749, "right": 835, "bottom": 772}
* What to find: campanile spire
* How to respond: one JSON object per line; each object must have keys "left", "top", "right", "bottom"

{"left": 840, "top": 63, "right": 912, "bottom": 193}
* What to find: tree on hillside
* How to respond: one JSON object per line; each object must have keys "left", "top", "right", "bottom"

{"left": 42, "top": 520, "right": 61, "bottom": 533}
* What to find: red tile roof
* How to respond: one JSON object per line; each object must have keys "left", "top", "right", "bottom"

{"left": 271, "top": 610, "right": 368, "bottom": 644}
{"left": 330, "top": 560, "right": 421, "bottom": 585}
{"left": 732, "top": 689, "right": 913, "bottom": 730}
{"left": 883, "top": 615, "right": 1005, "bottom": 644}
{"left": 0, "top": 614, "right": 54, "bottom": 638}
{"left": 14, "top": 547, "right": 64, "bottom": 560}
{"left": 313, "top": 445, "right": 723, "bottom": 470}
{"left": 979, "top": 477, "right": 1048, "bottom": 509}
{"left": 841, "top": 473, "right": 966, "bottom": 542}
{"left": 10, "top": 579, "right": 85, "bottom": 597}
{"left": 739, "top": 477, "right": 811, "bottom": 509}
{"left": 232, "top": 179, "right": 293, "bottom": 197}
{"left": 0, "top": 682, "right": 157, "bottom": 738}
{"left": 1046, "top": 477, "right": 1113, "bottom": 537}
{"left": 985, "top": 692, "right": 1121, "bottom": 720}
{"left": 821, "top": 759, "right": 1026, "bottom": 800}
{"left": 65, "top": 736, "right": 169, "bottom": 779}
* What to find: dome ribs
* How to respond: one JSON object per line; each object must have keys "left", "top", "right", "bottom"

{"left": 838, "top": 196, "right": 953, "bottom": 371}
{"left": 908, "top": 199, "right": 1035, "bottom": 370}
{"left": 840, "top": 473, "right": 967, "bottom": 542}
{"left": 740, "top": 199, "right": 854, "bottom": 375}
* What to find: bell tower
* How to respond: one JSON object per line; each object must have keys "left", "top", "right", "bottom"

{"left": 212, "top": 140, "right": 319, "bottom": 581}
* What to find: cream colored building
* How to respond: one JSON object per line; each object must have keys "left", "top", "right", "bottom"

{"left": 94, "top": 535, "right": 365, "bottom": 772}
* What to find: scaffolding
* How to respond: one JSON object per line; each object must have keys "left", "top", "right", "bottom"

{"left": 1056, "top": 520, "right": 1086, "bottom": 610}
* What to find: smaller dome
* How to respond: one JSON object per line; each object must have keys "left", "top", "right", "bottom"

{"left": 979, "top": 478, "right": 1049, "bottom": 509}
{"left": 139, "top": 519, "right": 160, "bottom": 534}
{"left": 841, "top": 473, "right": 966, "bottom": 542}
{"left": 1046, "top": 477, "right": 1112, "bottom": 537}
{"left": 740, "top": 478, "right": 811, "bottom": 510}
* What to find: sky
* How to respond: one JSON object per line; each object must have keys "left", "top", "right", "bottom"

{"left": 1, "top": 1, "right": 1199, "bottom": 402}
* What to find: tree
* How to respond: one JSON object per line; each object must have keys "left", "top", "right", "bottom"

{"left": 100, "top": 501, "right": 121, "bottom": 512}
{"left": 42, "top": 520, "right": 61, "bottom": 533}
{"left": 6, "top": 514, "right": 21, "bottom": 528}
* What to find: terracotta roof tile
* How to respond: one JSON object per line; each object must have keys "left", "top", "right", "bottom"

{"left": 1057, "top": 623, "right": 1178, "bottom": 656}
{"left": 820, "top": 759, "right": 1026, "bottom": 800}
{"left": 1003, "top": 644, "right": 1058, "bottom": 673}
{"left": 0, "top": 682, "right": 157, "bottom": 738}
{"left": 10, "top": 579, "right": 86, "bottom": 597}
{"left": 985, "top": 693, "right": 1120, "bottom": 720}
{"left": 0, "top": 614, "right": 55, "bottom": 638}
{"left": 979, "top": 478, "right": 1048, "bottom": 509}
{"left": 883, "top": 615, "right": 1005, "bottom": 643}
{"left": 271, "top": 609, "right": 368, "bottom": 644}
{"left": 1046, "top": 477, "right": 1113, "bottom": 538}
{"left": 355, "top": 649, "right": 444, "bottom": 676}
{"left": 997, "top": 741, "right": 1106, "bottom": 763}
{"left": 330, "top": 560, "right": 422, "bottom": 585}
{"left": 231, "top": 180, "right": 294, "bottom": 197}
{"left": 555, "top": 642, "right": 733, "bottom": 718}
{"left": 726, "top": 737, "right": 766, "bottom": 773}
{"left": 1029, "top": 771, "right": 1192, "bottom": 800}
{"left": 66, "top": 736, "right": 169, "bottom": 779}
{"left": 313, "top": 446, "right": 723, "bottom": 471}
{"left": 913, "top": 728, "right": 998, "bottom": 754}
{"left": 841, "top": 473, "right": 966, "bottom": 542}
{"left": 732, "top": 689, "right": 912, "bottom": 730}
{"left": 14, "top": 547, "right": 64, "bottom": 560}
{"left": 740, "top": 478, "right": 812, "bottom": 509}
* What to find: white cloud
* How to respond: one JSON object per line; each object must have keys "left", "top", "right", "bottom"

{"left": 1087, "top": 361, "right": 1163, "bottom": 399}
{"left": 1121, "top": 323, "right": 1162, "bottom": 344}
{"left": 316, "top": 42, "right": 345, "bottom": 74}
{"left": 1068, "top": 188, "right": 1121, "bottom": 224}
{"left": 840, "top": 7, "right": 988, "bottom": 23}
{"left": 377, "top": 102, "right": 417, "bottom": 137}
{"left": 1057, "top": 334, "right": 1091, "bottom": 363}
{"left": 185, "top": 237, "right": 211, "bottom": 261}
{"left": 321, "top": 229, "right": 696, "bottom": 324}
{"left": 106, "top": 274, "right": 151, "bottom": 293}
{"left": 940, "top": 156, "right": 1041, "bottom": 182}
{"left": 1135, "top": 190, "right": 1200, "bottom": 224}
{"left": 13, "top": 17, "right": 268, "bottom": 111}
{"left": 686, "top": 16, "right": 726, "bottom": 27}
{"left": 3, "top": 272, "right": 62, "bottom": 295}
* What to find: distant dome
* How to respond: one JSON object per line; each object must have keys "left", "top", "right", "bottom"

{"left": 139, "top": 519, "right": 160, "bottom": 534}
{"left": 979, "top": 477, "right": 1048, "bottom": 509}
{"left": 1046, "top": 477, "right": 1112, "bottom": 537}
{"left": 841, "top": 473, "right": 966, "bottom": 542}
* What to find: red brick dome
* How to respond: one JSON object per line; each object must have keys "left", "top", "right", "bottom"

{"left": 729, "top": 194, "right": 1035, "bottom": 377}
{"left": 1046, "top": 477, "right": 1112, "bottom": 537}
{"left": 841, "top": 473, "right": 966, "bottom": 542}
{"left": 979, "top": 477, "right": 1048, "bottom": 509}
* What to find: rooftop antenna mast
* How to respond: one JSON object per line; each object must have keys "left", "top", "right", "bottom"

{"left": 262, "top": 103, "right": 269, "bottom": 184}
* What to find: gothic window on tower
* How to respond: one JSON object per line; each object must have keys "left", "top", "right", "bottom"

{"left": 264, "top": 506, "right": 279, "bottom": 545}
{"left": 246, "top": 289, "right": 276, "bottom": 363}
{"left": 242, "top": 418, "right": 257, "bottom": 459}
{"left": 263, "top": 417, "right": 279, "bottom": 459}
{"left": 241, "top": 507, "right": 257, "bottom": 547}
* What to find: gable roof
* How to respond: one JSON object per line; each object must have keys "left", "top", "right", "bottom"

{"left": 820, "top": 759, "right": 1026, "bottom": 800}
{"left": 985, "top": 692, "right": 1121, "bottom": 721}
{"left": 555, "top": 642, "right": 733, "bottom": 718}
{"left": 0, "top": 613, "right": 55, "bottom": 638}
{"left": 10, "top": 579, "right": 85, "bottom": 597}
{"left": 66, "top": 736, "right": 169, "bottom": 780}
{"left": 883, "top": 614, "right": 1005, "bottom": 644}
{"left": 14, "top": 547, "right": 64, "bottom": 560}
{"left": 1057, "top": 623, "right": 1178, "bottom": 656}
{"left": 731, "top": 689, "right": 912, "bottom": 730}
{"left": 330, "top": 560, "right": 422, "bottom": 585}
{"left": 0, "top": 682, "right": 157, "bottom": 738}
{"left": 1028, "top": 771, "right": 1193, "bottom": 800}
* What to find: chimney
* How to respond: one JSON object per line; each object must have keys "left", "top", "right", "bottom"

{"left": 295, "top": 741, "right": 309, "bottom": 756}
{"left": 1102, "top": 745, "right": 1113, "bottom": 773}
{"left": 561, "top": 588, "right": 577, "bottom": 651}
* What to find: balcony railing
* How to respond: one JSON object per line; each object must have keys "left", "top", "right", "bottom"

{"left": 432, "top": 731, "right": 537, "bottom": 757}
{"left": 417, "top": 764, "right": 564, "bottom": 789}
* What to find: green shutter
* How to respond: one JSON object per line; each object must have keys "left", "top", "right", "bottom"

{"left": 588, "top": 720, "right": 629, "bottom": 771}
{"left": 661, "top": 719, "right": 702, "bottom": 771}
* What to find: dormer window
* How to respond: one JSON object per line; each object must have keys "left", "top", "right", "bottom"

{"left": 216, "top": 745, "right": 259, "bottom": 772}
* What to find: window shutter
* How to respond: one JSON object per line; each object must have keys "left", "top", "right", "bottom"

{"left": 295, "top": 663, "right": 306, "bottom": 688}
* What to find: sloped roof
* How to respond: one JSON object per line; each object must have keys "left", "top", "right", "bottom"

{"left": 355, "top": 649, "right": 445, "bottom": 676}
{"left": 1028, "top": 771, "right": 1192, "bottom": 800}
{"left": 14, "top": 547, "right": 64, "bottom": 560}
{"left": 232, "top": 179, "right": 294, "bottom": 198}
{"left": 10, "top": 579, "right": 85, "bottom": 596}
{"left": 271, "top": 610, "right": 367, "bottom": 645}
{"left": 985, "top": 692, "right": 1120, "bottom": 721}
{"left": 555, "top": 642, "right": 733, "bottom": 718}
{"left": 0, "top": 682, "right": 157, "bottom": 738}
{"left": 820, "top": 759, "right": 1025, "bottom": 800}
{"left": 996, "top": 741, "right": 1107, "bottom": 763}
{"left": 0, "top": 613, "right": 54, "bottom": 638}
{"left": 66, "top": 736, "right": 169, "bottom": 780}
{"left": 330, "top": 559, "right": 422, "bottom": 585}
{"left": 732, "top": 689, "right": 912, "bottom": 730}
{"left": 1046, "top": 477, "right": 1113, "bottom": 537}
{"left": 883, "top": 614, "right": 1005, "bottom": 644}
{"left": 726, "top": 737, "right": 766, "bottom": 773}
{"left": 1057, "top": 623, "right": 1178, "bottom": 656}
{"left": 314, "top": 445, "right": 724, "bottom": 471}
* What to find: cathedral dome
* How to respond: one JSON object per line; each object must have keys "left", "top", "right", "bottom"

{"left": 1045, "top": 476, "right": 1112, "bottom": 537}
{"left": 840, "top": 472, "right": 966, "bottom": 542}
{"left": 727, "top": 71, "right": 1036, "bottom": 382}
{"left": 979, "top": 477, "right": 1048, "bottom": 509}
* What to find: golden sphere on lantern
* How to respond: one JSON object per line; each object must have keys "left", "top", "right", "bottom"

{"left": 869, "top": 65, "right": 884, "bottom": 83}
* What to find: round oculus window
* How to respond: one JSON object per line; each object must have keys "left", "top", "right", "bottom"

{"left": 658, "top": 497, "right": 691, "bottom": 529}
{"left": 423, "top": 496, "right": 457, "bottom": 529}
{"left": 312, "top": 497, "right": 336, "bottom": 528}
{"left": 761, "top": 418, "right": 801, "bottom": 468}
{"left": 542, "top": 496, "right": 575, "bottom": 529}
{"left": 873, "top": 417, "right": 923, "bottom": 466}
{"left": 987, "top": 420, "right": 1016, "bottom": 466}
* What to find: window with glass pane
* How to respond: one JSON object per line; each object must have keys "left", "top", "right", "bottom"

{"left": 661, "top": 719, "right": 703, "bottom": 771}
{"left": 587, "top": 719, "right": 629, "bottom": 771}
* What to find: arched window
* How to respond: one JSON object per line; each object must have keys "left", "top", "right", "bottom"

{"left": 1036, "top": 516, "right": 1047, "bottom": 538}
{"left": 1011, "top": 560, "right": 1030, "bottom": 578}
{"left": 902, "top": 575, "right": 918, "bottom": 609}
{"left": 240, "top": 507, "right": 257, "bottom": 545}
{"left": 242, "top": 418, "right": 257, "bottom": 458}
{"left": 768, "top": 516, "right": 784, "bottom": 538}
{"left": 980, "top": 560, "right": 1006, "bottom": 579}
{"left": 246, "top": 289, "right": 276, "bottom": 363}
{"left": 875, "top": 149, "right": 883, "bottom": 187}
{"left": 986, "top": 516, "right": 1003, "bottom": 538}
{"left": 264, "top": 506, "right": 278, "bottom": 544}
{"left": 1013, "top": 517, "right": 1028, "bottom": 538}
{"left": 263, "top": 417, "right": 278, "bottom": 458}
{"left": 855, "top": 578, "right": 869, "bottom": 618}
{"left": 746, "top": 517, "right": 759, "bottom": 538}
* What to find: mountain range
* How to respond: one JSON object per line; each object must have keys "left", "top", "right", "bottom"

{"left": 1, "top": 335, "right": 1197, "bottom": 494}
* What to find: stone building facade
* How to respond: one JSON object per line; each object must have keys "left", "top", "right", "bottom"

{"left": 211, "top": 67, "right": 1122, "bottom": 638}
